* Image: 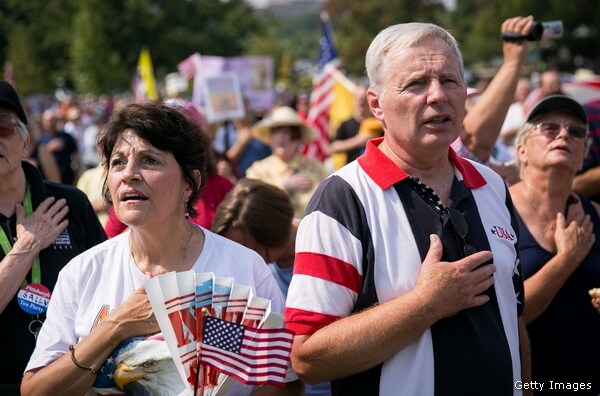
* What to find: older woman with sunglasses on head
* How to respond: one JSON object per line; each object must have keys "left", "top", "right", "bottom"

{"left": 509, "top": 95, "right": 600, "bottom": 392}
{"left": 0, "top": 81, "right": 106, "bottom": 395}
{"left": 22, "top": 102, "right": 299, "bottom": 396}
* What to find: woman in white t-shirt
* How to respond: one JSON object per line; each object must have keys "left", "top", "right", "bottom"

{"left": 22, "top": 103, "right": 300, "bottom": 396}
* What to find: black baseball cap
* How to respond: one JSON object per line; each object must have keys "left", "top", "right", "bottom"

{"left": 0, "top": 81, "right": 27, "bottom": 125}
{"left": 526, "top": 94, "right": 588, "bottom": 124}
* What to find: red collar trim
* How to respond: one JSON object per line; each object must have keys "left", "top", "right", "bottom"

{"left": 357, "top": 138, "right": 487, "bottom": 189}
{"left": 449, "top": 149, "right": 487, "bottom": 189}
{"left": 357, "top": 138, "right": 409, "bottom": 189}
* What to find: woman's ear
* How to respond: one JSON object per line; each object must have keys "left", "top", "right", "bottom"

{"left": 516, "top": 143, "right": 528, "bottom": 167}
{"left": 184, "top": 170, "right": 202, "bottom": 203}
{"left": 192, "top": 169, "right": 202, "bottom": 191}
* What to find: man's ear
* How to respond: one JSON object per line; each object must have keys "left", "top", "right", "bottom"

{"left": 367, "top": 88, "right": 385, "bottom": 126}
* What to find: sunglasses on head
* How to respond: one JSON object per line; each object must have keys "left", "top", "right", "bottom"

{"left": 0, "top": 114, "right": 19, "bottom": 138}
{"left": 532, "top": 121, "right": 588, "bottom": 139}
{"left": 447, "top": 207, "right": 477, "bottom": 257}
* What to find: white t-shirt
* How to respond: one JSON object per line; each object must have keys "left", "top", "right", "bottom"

{"left": 26, "top": 227, "right": 287, "bottom": 396}
{"left": 498, "top": 101, "right": 526, "bottom": 158}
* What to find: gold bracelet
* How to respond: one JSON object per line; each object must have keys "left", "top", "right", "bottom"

{"left": 68, "top": 345, "right": 99, "bottom": 375}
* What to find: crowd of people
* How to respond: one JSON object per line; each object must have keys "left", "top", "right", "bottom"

{"left": 0, "top": 13, "right": 599, "bottom": 396}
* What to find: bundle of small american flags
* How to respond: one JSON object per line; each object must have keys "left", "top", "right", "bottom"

{"left": 145, "top": 271, "right": 293, "bottom": 396}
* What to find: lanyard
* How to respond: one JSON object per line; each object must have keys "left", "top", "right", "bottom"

{"left": 0, "top": 187, "right": 41, "bottom": 286}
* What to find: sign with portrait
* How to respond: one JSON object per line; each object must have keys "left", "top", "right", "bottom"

{"left": 201, "top": 72, "right": 245, "bottom": 123}
{"left": 190, "top": 56, "right": 274, "bottom": 113}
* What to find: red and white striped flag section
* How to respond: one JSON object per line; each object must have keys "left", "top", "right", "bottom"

{"left": 178, "top": 53, "right": 202, "bottom": 80}
{"left": 199, "top": 315, "right": 293, "bottom": 387}
{"left": 303, "top": 11, "right": 342, "bottom": 162}
{"left": 563, "top": 75, "right": 600, "bottom": 105}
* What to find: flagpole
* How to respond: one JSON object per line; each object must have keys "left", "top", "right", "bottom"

{"left": 320, "top": 11, "right": 334, "bottom": 42}
{"left": 195, "top": 308, "right": 211, "bottom": 396}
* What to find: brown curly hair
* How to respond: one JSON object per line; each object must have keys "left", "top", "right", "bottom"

{"left": 98, "top": 102, "right": 210, "bottom": 218}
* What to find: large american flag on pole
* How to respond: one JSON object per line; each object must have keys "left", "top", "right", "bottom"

{"left": 199, "top": 316, "right": 294, "bottom": 386}
{"left": 303, "top": 11, "right": 342, "bottom": 162}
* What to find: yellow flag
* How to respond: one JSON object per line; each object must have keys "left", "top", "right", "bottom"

{"left": 278, "top": 52, "right": 292, "bottom": 86}
{"left": 328, "top": 68, "right": 355, "bottom": 136}
{"left": 327, "top": 68, "right": 356, "bottom": 170}
{"left": 137, "top": 48, "right": 159, "bottom": 101}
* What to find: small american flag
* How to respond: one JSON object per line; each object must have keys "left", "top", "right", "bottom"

{"left": 303, "top": 11, "right": 342, "bottom": 162}
{"left": 177, "top": 53, "right": 202, "bottom": 80}
{"left": 199, "top": 316, "right": 294, "bottom": 386}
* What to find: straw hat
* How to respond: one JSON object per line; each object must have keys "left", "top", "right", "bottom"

{"left": 252, "top": 106, "right": 316, "bottom": 145}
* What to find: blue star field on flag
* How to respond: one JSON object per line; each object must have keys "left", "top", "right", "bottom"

{"left": 315, "top": 13, "right": 338, "bottom": 73}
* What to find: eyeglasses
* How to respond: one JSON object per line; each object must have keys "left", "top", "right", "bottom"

{"left": 532, "top": 121, "right": 588, "bottom": 139}
{"left": 0, "top": 114, "right": 19, "bottom": 138}
{"left": 447, "top": 207, "right": 477, "bottom": 257}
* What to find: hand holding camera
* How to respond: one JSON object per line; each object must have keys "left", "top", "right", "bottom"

{"left": 501, "top": 20, "right": 563, "bottom": 42}
{"left": 499, "top": 16, "right": 536, "bottom": 65}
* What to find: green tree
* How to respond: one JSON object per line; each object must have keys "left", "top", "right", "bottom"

{"left": 319, "top": 0, "right": 600, "bottom": 78}
{"left": 1, "top": 0, "right": 75, "bottom": 94}
{"left": 247, "top": 10, "right": 321, "bottom": 92}
{"left": 450, "top": 0, "right": 600, "bottom": 73}
{"left": 3, "top": 0, "right": 599, "bottom": 96}
{"left": 71, "top": 0, "right": 125, "bottom": 94}
{"left": 0, "top": 0, "right": 261, "bottom": 95}
{"left": 323, "top": 0, "right": 447, "bottom": 76}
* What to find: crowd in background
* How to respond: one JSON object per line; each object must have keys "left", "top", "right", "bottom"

{"left": 18, "top": 67, "right": 600, "bottom": 216}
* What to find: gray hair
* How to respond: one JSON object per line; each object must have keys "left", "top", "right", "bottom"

{"left": 15, "top": 117, "right": 29, "bottom": 140}
{"left": 365, "top": 22, "right": 464, "bottom": 96}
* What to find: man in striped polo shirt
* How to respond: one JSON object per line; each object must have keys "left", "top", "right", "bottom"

{"left": 285, "top": 21, "right": 530, "bottom": 396}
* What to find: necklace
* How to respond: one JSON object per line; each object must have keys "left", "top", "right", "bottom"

{"left": 129, "top": 225, "right": 196, "bottom": 274}
{"left": 176, "top": 226, "right": 197, "bottom": 272}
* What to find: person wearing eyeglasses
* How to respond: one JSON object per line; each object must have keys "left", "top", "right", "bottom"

{"left": 0, "top": 81, "right": 106, "bottom": 395}
{"left": 509, "top": 95, "right": 600, "bottom": 393}
{"left": 285, "top": 22, "right": 529, "bottom": 396}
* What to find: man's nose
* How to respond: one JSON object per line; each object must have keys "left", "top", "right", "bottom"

{"left": 427, "top": 80, "right": 448, "bottom": 104}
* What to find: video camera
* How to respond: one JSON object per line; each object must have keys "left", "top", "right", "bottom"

{"left": 501, "top": 20, "right": 563, "bottom": 41}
